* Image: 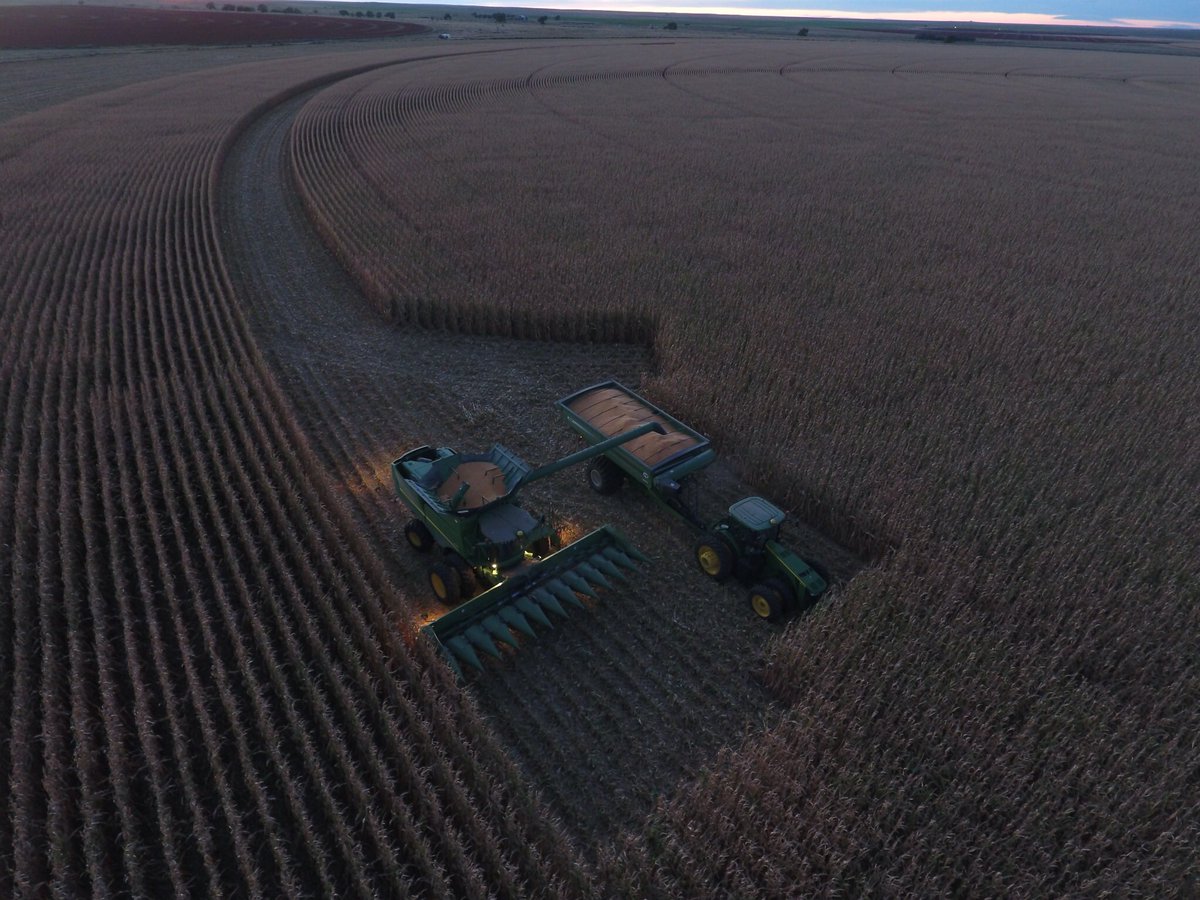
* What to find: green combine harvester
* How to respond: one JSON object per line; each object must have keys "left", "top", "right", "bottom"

{"left": 392, "top": 422, "right": 661, "bottom": 677}
{"left": 558, "top": 381, "right": 828, "bottom": 621}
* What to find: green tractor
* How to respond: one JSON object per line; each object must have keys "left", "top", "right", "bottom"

{"left": 392, "top": 422, "right": 662, "bottom": 676}
{"left": 692, "top": 497, "right": 827, "bottom": 621}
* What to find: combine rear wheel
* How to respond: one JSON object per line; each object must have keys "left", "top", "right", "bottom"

{"left": 404, "top": 519, "right": 434, "bottom": 552}
{"left": 586, "top": 457, "right": 624, "bottom": 495}
{"left": 429, "top": 561, "right": 462, "bottom": 605}
{"left": 748, "top": 578, "right": 790, "bottom": 621}
{"left": 693, "top": 534, "right": 735, "bottom": 582}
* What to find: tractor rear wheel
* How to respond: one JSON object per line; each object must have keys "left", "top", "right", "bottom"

{"left": 429, "top": 561, "right": 462, "bottom": 605}
{"left": 404, "top": 519, "right": 434, "bottom": 553}
{"left": 586, "top": 457, "right": 624, "bottom": 495}
{"left": 748, "top": 578, "right": 790, "bottom": 622}
{"left": 693, "top": 534, "right": 735, "bottom": 582}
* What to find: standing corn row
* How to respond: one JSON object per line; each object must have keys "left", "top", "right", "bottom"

{"left": 0, "top": 51, "right": 587, "bottom": 897}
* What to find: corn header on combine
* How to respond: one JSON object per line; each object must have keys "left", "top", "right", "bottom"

{"left": 392, "top": 423, "right": 660, "bottom": 677}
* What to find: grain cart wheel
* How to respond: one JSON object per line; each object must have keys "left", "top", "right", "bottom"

{"left": 748, "top": 579, "right": 790, "bottom": 622}
{"left": 693, "top": 534, "right": 735, "bottom": 582}
{"left": 586, "top": 457, "right": 624, "bottom": 495}
{"left": 404, "top": 520, "right": 434, "bottom": 553}
{"left": 428, "top": 561, "right": 462, "bottom": 605}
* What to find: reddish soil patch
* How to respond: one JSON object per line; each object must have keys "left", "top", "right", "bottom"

{"left": 0, "top": 4, "right": 426, "bottom": 49}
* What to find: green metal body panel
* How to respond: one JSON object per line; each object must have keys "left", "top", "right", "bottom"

{"left": 709, "top": 516, "right": 826, "bottom": 603}
{"left": 420, "top": 525, "right": 648, "bottom": 678}
{"left": 764, "top": 541, "right": 828, "bottom": 600}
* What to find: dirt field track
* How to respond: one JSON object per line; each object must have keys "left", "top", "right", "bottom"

{"left": 2, "top": 30, "right": 1198, "bottom": 896}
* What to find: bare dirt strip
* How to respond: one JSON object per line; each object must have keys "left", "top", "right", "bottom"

{"left": 218, "top": 55, "right": 861, "bottom": 849}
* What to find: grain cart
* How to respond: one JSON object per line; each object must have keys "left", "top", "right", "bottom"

{"left": 392, "top": 422, "right": 661, "bottom": 676}
{"left": 557, "top": 381, "right": 827, "bottom": 621}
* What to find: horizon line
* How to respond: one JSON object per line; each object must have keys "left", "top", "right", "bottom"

{"left": 441, "top": 3, "right": 1200, "bottom": 29}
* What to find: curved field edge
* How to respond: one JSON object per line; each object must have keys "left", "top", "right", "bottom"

{"left": 0, "top": 43, "right": 383, "bottom": 127}
{"left": 284, "top": 41, "right": 1200, "bottom": 894}
{"left": 0, "top": 48, "right": 590, "bottom": 896}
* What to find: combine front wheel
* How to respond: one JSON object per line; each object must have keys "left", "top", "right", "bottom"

{"left": 405, "top": 520, "right": 434, "bottom": 553}
{"left": 448, "top": 554, "right": 477, "bottom": 598}
{"left": 429, "top": 561, "right": 462, "bottom": 605}
{"left": 693, "top": 535, "right": 735, "bottom": 582}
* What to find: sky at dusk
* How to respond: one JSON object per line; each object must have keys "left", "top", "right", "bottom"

{"left": 465, "top": 0, "right": 1200, "bottom": 27}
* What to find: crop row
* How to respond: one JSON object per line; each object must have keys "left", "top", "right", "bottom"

{"left": 0, "top": 49, "right": 585, "bottom": 896}
{"left": 286, "top": 41, "right": 1200, "bottom": 892}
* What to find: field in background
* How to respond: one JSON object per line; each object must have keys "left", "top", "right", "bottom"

{"left": 0, "top": 4, "right": 425, "bottom": 49}
{"left": 0, "top": 27, "right": 1197, "bottom": 897}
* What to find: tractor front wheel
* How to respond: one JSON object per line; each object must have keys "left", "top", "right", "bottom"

{"left": 429, "top": 561, "right": 462, "bottom": 605}
{"left": 586, "top": 458, "right": 624, "bottom": 495}
{"left": 448, "top": 554, "right": 477, "bottom": 598}
{"left": 748, "top": 579, "right": 791, "bottom": 622}
{"left": 693, "top": 534, "right": 735, "bottom": 582}
{"left": 404, "top": 519, "right": 434, "bottom": 553}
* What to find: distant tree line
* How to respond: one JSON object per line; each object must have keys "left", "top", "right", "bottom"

{"left": 210, "top": 1, "right": 314, "bottom": 11}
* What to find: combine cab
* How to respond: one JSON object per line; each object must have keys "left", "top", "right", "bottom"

{"left": 392, "top": 422, "right": 660, "bottom": 675}
{"left": 559, "top": 381, "right": 828, "bottom": 621}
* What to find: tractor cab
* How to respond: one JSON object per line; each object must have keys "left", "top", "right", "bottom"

{"left": 726, "top": 496, "right": 786, "bottom": 547}
{"left": 692, "top": 496, "right": 787, "bottom": 584}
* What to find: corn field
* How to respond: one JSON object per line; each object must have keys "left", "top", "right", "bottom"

{"left": 0, "top": 50, "right": 583, "bottom": 897}
{"left": 1, "top": 33, "right": 1197, "bottom": 897}
{"left": 289, "top": 39, "right": 1200, "bottom": 892}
